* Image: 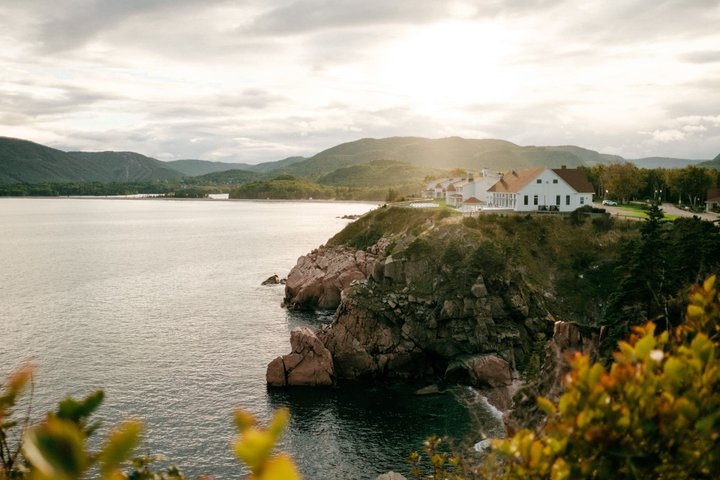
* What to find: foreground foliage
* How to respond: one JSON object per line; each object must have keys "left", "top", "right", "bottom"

{"left": 487, "top": 275, "right": 720, "bottom": 479}
{"left": 0, "top": 373, "right": 299, "bottom": 480}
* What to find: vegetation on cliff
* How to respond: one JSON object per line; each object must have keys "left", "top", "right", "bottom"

{"left": 481, "top": 276, "right": 720, "bottom": 480}
{"left": 330, "top": 206, "right": 637, "bottom": 328}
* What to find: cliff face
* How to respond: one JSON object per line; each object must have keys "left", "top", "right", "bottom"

{"left": 282, "top": 221, "right": 554, "bottom": 385}
{"left": 276, "top": 208, "right": 632, "bottom": 390}
{"left": 283, "top": 241, "right": 386, "bottom": 311}
{"left": 317, "top": 264, "right": 551, "bottom": 383}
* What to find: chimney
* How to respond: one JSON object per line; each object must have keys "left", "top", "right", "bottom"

{"left": 561, "top": 165, "right": 567, "bottom": 169}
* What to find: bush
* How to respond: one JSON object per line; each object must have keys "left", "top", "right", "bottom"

{"left": 486, "top": 275, "right": 720, "bottom": 479}
{"left": 0, "top": 371, "right": 299, "bottom": 480}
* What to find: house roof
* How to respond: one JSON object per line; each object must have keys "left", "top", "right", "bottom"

{"left": 463, "top": 196, "right": 482, "bottom": 204}
{"left": 552, "top": 167, "right": 594, "bottom": 193}
{"left": 707, "top": 188, "right": 720, "bottom": 201}
{"left": 487, "top": 167, "right": 594, "bottom": 193}
{"left": 487, "top": 167, "right": 544, "bottom": 193}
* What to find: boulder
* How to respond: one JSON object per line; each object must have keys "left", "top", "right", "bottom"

{"left": 266, "top": 327, "right": 335, "bottom": 386}
{"left": 261, "top": 274, "right": 282, "bottom": 285}
{"left": 553, "top": 321, "right": 583, "bottom": 350}
{"left": 444, "top": 354, "right": 512, "bottom": 388}
{"left": 283, "top": 246, "right": 378, "bottom": 310}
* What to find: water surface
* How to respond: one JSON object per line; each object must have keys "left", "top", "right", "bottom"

{"left": 1, "top": 198, "right": 477, "bottom": 479}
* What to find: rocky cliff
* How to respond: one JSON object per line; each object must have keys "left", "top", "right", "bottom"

{"left": 271, "top": 207, "right": 632, "bottom": 393}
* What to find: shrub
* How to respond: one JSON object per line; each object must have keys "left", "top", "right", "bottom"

{"left": 487, "top": 275, "right": 720, "bottom": 479}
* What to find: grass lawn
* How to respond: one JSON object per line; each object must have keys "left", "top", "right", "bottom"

{"left": 617, "top": 203, "right": 678, "bottom": 220}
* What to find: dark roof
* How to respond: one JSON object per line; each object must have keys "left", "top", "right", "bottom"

{"left": 552, "top": 167, "right": 594, "bottom": 193}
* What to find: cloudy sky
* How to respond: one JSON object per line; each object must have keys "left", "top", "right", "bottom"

{"left": 1, "top": 0, "right": 719, "bottom": 163}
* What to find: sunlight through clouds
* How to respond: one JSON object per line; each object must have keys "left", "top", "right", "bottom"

{"left": 0, "top": 0, "right": 718, "bottom": 162}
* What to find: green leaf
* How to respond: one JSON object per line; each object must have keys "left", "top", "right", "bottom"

{"left": 99, "top": 420, "right": 143, "bottom": 478}
{"left": 57, "top": 390, "right": 104, "bottom": 427}
{"left": 23, "top": 418, "right": 87, "bottom": 480}
{"left": 634, "top": 334, "right": 656, "bottom": 359}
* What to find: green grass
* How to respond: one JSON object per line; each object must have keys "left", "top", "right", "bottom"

{"left": 617, "top": 203, "right": 678, "bottom": 220}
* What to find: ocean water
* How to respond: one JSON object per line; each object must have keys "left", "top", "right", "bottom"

{"left": 0, "top": 198, "right": 481, "bottom": 479}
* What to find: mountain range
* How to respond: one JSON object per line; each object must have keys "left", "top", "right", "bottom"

{"left": 0, "top": 135, "right": 716, "bottom": 185}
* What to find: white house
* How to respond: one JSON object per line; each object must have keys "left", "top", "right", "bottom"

{"left": 462, "top": 173, "right": 501, "bottom": 206}
{"left": 486, "top": 166, "right": 594, "bottom": 212}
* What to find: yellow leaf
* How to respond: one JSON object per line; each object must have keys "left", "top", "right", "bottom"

{"left": 537, "top": 397, "right": 557, "bottom": 416}
{"left": 255, "top": 454, "right": 301, "bottom": 480}
{"left": 703, "top": 275, "right": 716, "bottom": 293}
{"left": 267, "top": 408, "right": 289, "bottom": 438}
{"left": 234, "top": 428, "right": 275, "bottom": 471}
{"left": 234, "top": 409, "right": 257, "bottom": 433}
{"left": 551, "top": 457, "right": 570, "bottom": 480}
{"left": 99, "top": 419, "right": 143, "bottom": 478}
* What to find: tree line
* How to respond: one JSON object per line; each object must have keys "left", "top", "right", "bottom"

{"left": 579, "top": 164, "right": 720, "bottom": 209}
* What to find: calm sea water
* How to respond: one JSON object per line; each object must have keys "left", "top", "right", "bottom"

{"left": 0, "top": 198, "right": 484, "bottom": 479}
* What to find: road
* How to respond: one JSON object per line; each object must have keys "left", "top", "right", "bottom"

{"left": 594, "top": 202, "right": 720, "bottom": 222}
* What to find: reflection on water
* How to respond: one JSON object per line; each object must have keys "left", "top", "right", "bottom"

{"left": 268, "top": 382, "right": 473, "bottom": 479}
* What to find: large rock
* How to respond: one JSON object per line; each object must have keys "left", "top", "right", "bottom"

{"left": 283, "top": 246, "right": 379, "bottom": 310}
{"left": 266, "top": 327, "right": 335, "bottom": 386}
{"left": 444, "top": 354, "right": 513, "bottom": 388}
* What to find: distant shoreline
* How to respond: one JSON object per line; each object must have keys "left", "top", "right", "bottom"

{"left": 0, "top": 195, "right": 381, "bottom": 206}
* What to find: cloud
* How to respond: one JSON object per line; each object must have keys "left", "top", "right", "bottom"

{"left": 681, "top": 50, "right": 720, "bottom": 64}
{"left": 1, "top": 0, "right": 720, "bottom": 162}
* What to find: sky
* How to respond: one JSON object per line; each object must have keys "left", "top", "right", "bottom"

{"left": 1, "top": 0, "right": 719, "bottom": 164}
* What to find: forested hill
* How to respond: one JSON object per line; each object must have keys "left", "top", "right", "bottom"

{"left": 0, "top": 137, "right": 183, "bottom": 183}
{"left": 699, "top": 153, "right": 720, "bottom": 169}
{"left": 2, "top": 135, "right": 715, "bottom": 186}
{"left": 278, "top": 137, "right": 625, "bottom": 179}
{"left": 166, "top": 156, "right": 305, "bottom": 176}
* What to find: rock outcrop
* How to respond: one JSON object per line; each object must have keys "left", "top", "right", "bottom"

{"left": 317, "top": 268, "right": 552, "bottom": 383}
{"left": 266, "top": 327, "right": 335, "bottom": 386}
{"left": 261, "top": 274, "right": 285, "bottom": 285}
{"left": 283, "top": 244, "right": 384, "bottom": 310}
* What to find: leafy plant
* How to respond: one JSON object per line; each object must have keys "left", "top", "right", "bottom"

{"left": 0, "top": 369, "right": 300, "bottom": 480}
{"left": 489, "top": 275, "right": 720, "bottom": 479}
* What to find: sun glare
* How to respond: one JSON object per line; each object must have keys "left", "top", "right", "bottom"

{"left": 380, "top": 22, "right": 517, "bottom": 115}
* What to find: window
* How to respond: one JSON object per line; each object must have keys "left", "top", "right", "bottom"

{"left": 580, "top": 197, "right": 585, "bottom": 205}
{"left": 524, "top": 195, "right": 528, "bottom": 205}
{"left": 566, "top": 195, "right": 570, "bottom": 205}
{"left": 556, "top": 195, "right": 560, "bottom": 205}
{"left": 533, "top": 195, "right": 538, "bottom": 205}
{"left": 536, "top": 179, "right": 542, "bottom": 184}
{"left": 552, "top": 179, "right": 558, "bottom": 184}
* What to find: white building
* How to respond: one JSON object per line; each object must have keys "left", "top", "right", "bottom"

{"left": 486, "top": 166, "right": 594, "bottom": 212}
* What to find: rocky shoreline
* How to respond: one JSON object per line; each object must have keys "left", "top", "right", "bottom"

{"left": 267, "top": 211, "right": 607, "bottom": 422}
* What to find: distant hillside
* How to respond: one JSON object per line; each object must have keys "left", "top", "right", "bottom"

{"left": 317, "top": 160, "right": 442, "bottom": 188}
{"left": 699, "top": 153, "right": 720, "bottom": 169}
{"left": 0, "top": 137, "right": 182, "bottom": 183}
{"left": 69, "top": 151, "right": 184, "bottom": 182}
{"left": 189, "top": 169, "right": 259, "bottom": 184}
{"left": 165, "top": 159, "right": 253, "bottom": 176}
{"left": 280, "top": 137, "right": 624, "bottom": 179}
{"left": 629, "top": 157, "right": 706, "bottom": 169}
{"left": 166, "top": 156, "right": 305, "bottom": 176}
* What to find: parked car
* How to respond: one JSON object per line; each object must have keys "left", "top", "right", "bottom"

{"left": 602, "top": 199, "right": 618, "bottom": 206}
